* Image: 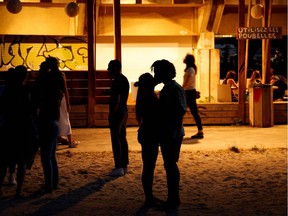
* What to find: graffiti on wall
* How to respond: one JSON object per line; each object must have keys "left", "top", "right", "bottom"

{"left": 0, "top": 35, "right": 88, "bottom": 71}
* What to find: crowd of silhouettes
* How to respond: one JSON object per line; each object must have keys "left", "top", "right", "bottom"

{"left": 0, "top": 57, "right": 67, "bottom": 197}
{"left": 0, "top": 65, "right": 37, "bottom": 197}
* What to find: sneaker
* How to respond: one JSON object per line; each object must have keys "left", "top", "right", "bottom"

{"left": 191, "top": 133, "right": 204, "bottom": 139}
{"left": 108, "top": 168, "right": 124, "bottom": 177}
{"left": 8, "top": 174, "right": 17, "bottom": 186}
{"left": 69, "top": 141, "right": 78, "bottom": 148}
{"left": 58, "top": 136, "right": 69, "bottom": 145}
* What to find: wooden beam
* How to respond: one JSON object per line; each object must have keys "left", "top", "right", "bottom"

{"left": 212, "top": 0, "right": 225, "bottom": 33}
{"left": 113, "top": 0, "right": 122, "bottom": 61}
{"left": 87, "top": 0, "right": 96, "bottom": 127}
{"left": 262, "top": 0, "right": 272, "bottom": 84}
{"left": 244, "top": 0, "right": 251, "bottom": 90}
{"left": 238, "top": 0, "right": 246, "bottom": 124}
{"left": 199, "top": 0, "right": 225, "bottom": 33}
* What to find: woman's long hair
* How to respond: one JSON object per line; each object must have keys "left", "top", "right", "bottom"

{"left": 184, "top": 54, "right": 197, "bottom": 74}
{"left": 135, "top": 73, "right": 155, "bottom": 124}
{"left": 223, "top": 70, "right": 236, "bottom": 84}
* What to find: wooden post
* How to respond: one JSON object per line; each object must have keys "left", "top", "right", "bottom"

{"left": 87, "top": 0, "right": 96, "bottom": 127}
{"left": 249, "top": 84, "right": 274, "bottom": 127}
{"left": 262, "top": 0, "right": 272, "bottom": 84}
{"left": 238, "top": 0, "right": 246, "bottom": 123}
{"left": 113, "top": 0, "right": 122, "bottom": 62}
{"left": 245, "top": 0, "right": 252, "bottom": 82}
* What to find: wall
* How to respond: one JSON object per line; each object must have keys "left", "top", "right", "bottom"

{"left": 0, "top": 3, "right": 86, "bottom": 35}
{"left": 95, "top": 36, "right": 198, "bottom": 90}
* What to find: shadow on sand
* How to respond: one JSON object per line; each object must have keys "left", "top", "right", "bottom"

{"left": 0, "top": 175, "right": 121, "bottom": 216}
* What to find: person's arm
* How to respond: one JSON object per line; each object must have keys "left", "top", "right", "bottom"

{"left": 228, "top": 79, "right": 238, "bottom": 89}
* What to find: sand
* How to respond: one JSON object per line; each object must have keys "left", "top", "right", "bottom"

{"left": 0, "top": 126, "right": 287, "bottom": 216}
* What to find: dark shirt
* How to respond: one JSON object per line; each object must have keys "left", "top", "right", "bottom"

{"left": 159, "top": 80, "right": 186, "bottom": 140}
{"left": 37, "top": 70, "right": 65, "bottom": 120}
{"left": 1, "top": 84, "right": 34, "bottom": 160}
{"left": 109, "top": 73, "right": 129, "bottom": 115}
{"left": 137, "top": 94, "right": 160, "bottom": 144}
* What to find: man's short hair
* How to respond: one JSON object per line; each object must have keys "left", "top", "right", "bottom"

{"left": 108, "top": 59, "right": 122, "bottom": 72}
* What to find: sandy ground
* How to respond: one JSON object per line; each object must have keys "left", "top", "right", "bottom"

{"left": 0, "top": 125, "right": 287, "bottom": 216}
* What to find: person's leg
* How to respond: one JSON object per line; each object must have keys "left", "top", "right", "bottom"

{"left": 39, "top": 119, "right": 59, "bottom": 192}
{"left": 109, "top": 120, "right": 122, "bottom": 169}
{"left": 50, "top": 122, "right": 59, "bottom": 190}
{"left": 187, "top": 90, "right": 203, "bottom": 132}
{"left": 8, "top": 162, "right": 16, "bottom": 185}
{"left": 119, "top": 112, "right": 129, "bottom": 169}
{"left": 141, "top": 142, "right": 159, "bottom": 204}
{"left": 160, "top": 139, "right": 181, "bottom": 209}
{"left": 15, "top": 162, "right": 26, "bottom": 197}
{"left": 0, "top": 160, "right": 8, "bottom": 195}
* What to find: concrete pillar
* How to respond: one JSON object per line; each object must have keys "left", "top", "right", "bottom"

{"left": 193, "top": 32, "right": 220, "bottom": 102}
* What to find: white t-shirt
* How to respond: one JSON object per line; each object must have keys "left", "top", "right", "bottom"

{"left": 183, "top": 67, "right": 196, "bottom": 90}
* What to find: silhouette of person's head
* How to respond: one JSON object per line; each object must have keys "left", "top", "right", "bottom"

{"left": 46, "top": 57, "right": 59, "bottom": 72}
{"left": 251, "top": 70, "right": 261, "bottom": 79}
{"left": 225, "top": 70, "right": 236, "bottom": 80}
{"left": 183, "top": 54, "right": 195, "bottom": 66}
{"left": 134, "top": 72, "right": 153, "bottom": 87}
{"left": 39, "top": 61, "right": 49, "bottom": 74}
{"left": 13, "top": 65, "right": 27, "bottom": 85}
{"left": 151, "top": 59, "right": 176, "bottom": 84}
{"left": 107, "top": 59, "right": 121, "bottom": 76}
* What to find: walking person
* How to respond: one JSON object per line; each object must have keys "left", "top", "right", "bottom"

{"left": 182, "top": 54, "right": 204, "bottom": 139}
{"left": 151, "top": 59, "right": 186, "bottom": 211}
{"left": 134, "top": 73, "right": 162, "bottom": 208}
{"left": 36, "top": 57, "right": 66, "bottom": 194}
{"left": 107, "top": 60, "right": 130, "bottom": 177}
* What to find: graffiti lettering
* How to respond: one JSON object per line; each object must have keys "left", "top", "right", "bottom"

{"left": 0, "top": 35, "right": 88, "bottom": 71}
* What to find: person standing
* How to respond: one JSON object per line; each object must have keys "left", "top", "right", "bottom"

{"left": 107, "top": 60, "right": 130, "bottom": 177}
{"left": 58, "top": 71, "right": 79, "bottom": 148}
{"left": 151, "top": 59, "right": 186, "bottom": 211}
{"left": 182, "top": 54, "right": 204, "bottom": 139}
{"left": 135, "top": 73, "right": 161, "bottom": 208}
{"left": 0, "top": 66, "right": 35, "bottom": 197}
{"left": 36, "top": 57, "right": 65, "bottom": 193}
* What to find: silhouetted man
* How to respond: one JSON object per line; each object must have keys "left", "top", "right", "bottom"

{"left": 107, "top": 60, "right": 130, "bottom": 177}
{"left": 151, "top": 59, "right": 186, "bottom": 211}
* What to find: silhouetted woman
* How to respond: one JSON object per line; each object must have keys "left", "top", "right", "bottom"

{"left": 135, "top": 73, "right": 161, "bottom": 208}
{"left": 182, "top": 54, "right": 204, "bottom": 139}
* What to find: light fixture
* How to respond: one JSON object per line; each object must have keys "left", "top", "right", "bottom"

{"left": 6, "top": 0, "right": 22, "bottom": 14}
{"left": 251, "top": 4, "right": 264, "bottom": 19}
{"left": 65, "top": 2, "right": 79, "bottom": 17}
